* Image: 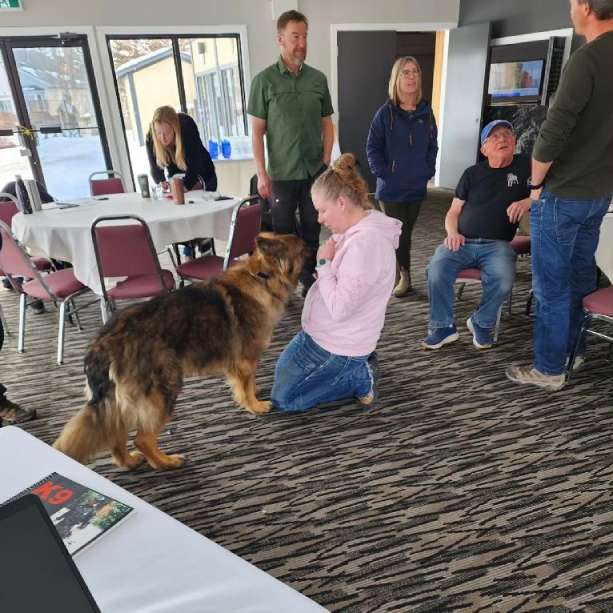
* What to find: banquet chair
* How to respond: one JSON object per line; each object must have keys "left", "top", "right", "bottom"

{"left": 91, "top": 215, "right": 175, "bottom": 323}
{"left": 0, "top": 193, "right": 53, "bottom": 335}
{"left": 89, "top": 170, "right": 125, "bottom": 197}
{"left": 0, "top": 221, "right": 91, "bottom": 365}
{"left": 176, "top": 196, "right": 261, "bottom": 284}
{"left": 567, "top": 286, "right": 613, "bottom": 381}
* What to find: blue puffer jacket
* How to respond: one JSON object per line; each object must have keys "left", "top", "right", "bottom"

{"left": 366, "top": 99, "right": 438, "bottom": 202}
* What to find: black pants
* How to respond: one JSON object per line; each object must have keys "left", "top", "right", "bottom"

{"left": 380, "top": 200, "right": 423, "bottom": 274}
{"left": 271, "top": 170, "right": 324, "bottom": 286}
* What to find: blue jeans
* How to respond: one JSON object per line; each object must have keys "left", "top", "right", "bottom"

{"left": 531, "top": 191, "right": 611, "bottom": 375}
{"left": 426, "top": 239, "right": 516, "bottom": 330}
{"left": 272, "top": 331, "right": 373, "bottom": 413}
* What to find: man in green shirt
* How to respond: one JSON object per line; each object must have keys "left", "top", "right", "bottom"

{"left": 506, "top": 0, "right": 613, "bottom": 390}
{"left": 248, "top": 10, "right": 334, "bottom": 295}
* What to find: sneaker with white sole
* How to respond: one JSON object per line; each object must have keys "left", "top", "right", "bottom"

{"left": 421, "top": 325, "right": 459, "bottom": 350}
{"left": 466, "top": 316, "right": 494, "bottom": 349}
{"left": 505, "top": 364, "right": 565, "bottom": 390}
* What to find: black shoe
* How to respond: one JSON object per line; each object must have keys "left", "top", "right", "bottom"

{"left": 29, "top": 300, "right": 45, "bottom": 315}
{"left": 2, "top": 278, "right": 14, "bottom": 291}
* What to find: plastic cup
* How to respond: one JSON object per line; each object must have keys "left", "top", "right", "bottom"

{"left": 171, "top": 177, "right": 185, "bottom": 205}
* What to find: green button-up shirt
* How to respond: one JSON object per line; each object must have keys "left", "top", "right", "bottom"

{"left": 248, "top": 57, "right": 334, "bottom": 181}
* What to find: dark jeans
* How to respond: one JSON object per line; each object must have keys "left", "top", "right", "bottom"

{"left": 531, "top": 191, "right": 611, "bottom": 375}
{"left": 271, "top": 168, "right": 325, "bottom": 286}
{"left": 379, "top": 200, "right": 422, "bottom": 273}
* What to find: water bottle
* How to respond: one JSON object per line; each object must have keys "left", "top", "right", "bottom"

{"left": 208, "top": 139, "right": 219, "bottom": 160}
{"left": 137, "top": 174, "right": 151, "bottom": 198}
{"left": 221, "top": 138, "right": 232, "bottom": 159}
{"left": 15, "top": 175, "right": 33, "bottom": 215}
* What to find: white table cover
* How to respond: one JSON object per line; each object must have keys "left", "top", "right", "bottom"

{"left": 11, "top": 192, "right": 238, "bottom": 295}
{"left": 0, "top": 426, "right": 327, "bottom": 613}
{"left": 596, "top": 211, "right": 613, "bottom": 284}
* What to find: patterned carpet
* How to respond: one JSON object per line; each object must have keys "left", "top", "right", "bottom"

{"left": 2, "top": 189, "right": 613, "bottom": 612}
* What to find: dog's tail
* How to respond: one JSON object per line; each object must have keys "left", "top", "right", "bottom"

{"left": 53, "top": 350, "right": 119, "bottom": 464}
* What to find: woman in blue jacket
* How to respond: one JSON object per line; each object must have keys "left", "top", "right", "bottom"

{"left": 367, "top": 56, "right": 438, "bottom": 296}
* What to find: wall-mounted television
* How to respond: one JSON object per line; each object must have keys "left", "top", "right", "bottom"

{"left": 487, "top": 59, "right": 545, "bottom": 105}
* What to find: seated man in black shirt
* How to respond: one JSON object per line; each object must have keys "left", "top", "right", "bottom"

{"left": 422, "top": 120, "right": 531, "bottom": 349}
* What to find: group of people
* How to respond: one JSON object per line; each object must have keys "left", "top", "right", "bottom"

{"left": 2, "top": 2, "right": 612, "bottom": 423}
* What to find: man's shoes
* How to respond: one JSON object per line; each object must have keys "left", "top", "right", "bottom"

{"left": 421, "top": 325, "right": 459, "bottom": 350}
{"left": 505, "top": 364, "right": 566, "bottom": 391}
{"left": 29, "top": 300, "right": 45, "bottom": 315}
{"left": 393, "top": 272, "right": 412, "bottom": 297}
{"left": 0, "top": 395, "right": 37, "bottom": 425}
{"left": 466, "top": 316, "right": 494, "bottom": 349}
{"left": 357, "top": 352, "right": 379, "bottom": 406}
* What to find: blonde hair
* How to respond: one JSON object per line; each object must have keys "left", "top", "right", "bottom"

{"left": 388, "top": 56, "right": 422, "bottom": 107}
{"left": 150, "top": 106, "right": 187, "bottom": 171}
{"left": 312, "top": 153, "right": 372, "bottom": 210}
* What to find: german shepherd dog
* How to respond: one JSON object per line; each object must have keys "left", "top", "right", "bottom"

{"left": 54, "top": 233, "right": 305, "bottom": 470}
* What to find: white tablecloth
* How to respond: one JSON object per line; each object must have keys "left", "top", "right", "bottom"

{"left": 11, "top": 192, "right": 238, "bottom": 295}
{"left": 596, "top": 212, "right": 613, "bottom": 283}
{"left": 0, "top": 426, "right": 327, "bottom": 613}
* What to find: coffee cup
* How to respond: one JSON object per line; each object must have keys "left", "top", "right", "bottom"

{"left": 171, "top": 177, "right": 185, "bottom": 205}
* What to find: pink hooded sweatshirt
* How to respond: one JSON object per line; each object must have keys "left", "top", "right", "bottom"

{"left": 302, "top": 210, "right": 402, "bottom": 356}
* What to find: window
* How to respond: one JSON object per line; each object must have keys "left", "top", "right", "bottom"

{"left": 107, "top": 33, "right": 249, "bottom": 187}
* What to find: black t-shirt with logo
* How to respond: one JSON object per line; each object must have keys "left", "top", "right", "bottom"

{"left": 455, "top": 154, "right": 531, "bottom": 241}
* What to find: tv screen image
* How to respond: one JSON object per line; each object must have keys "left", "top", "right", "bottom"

{"left": 488, "top": 60, "right": 544, "bottom": 101}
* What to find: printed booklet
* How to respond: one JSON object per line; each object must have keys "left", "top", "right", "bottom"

{"left": 3, "top": 472, "right": 134, "bottom": 556}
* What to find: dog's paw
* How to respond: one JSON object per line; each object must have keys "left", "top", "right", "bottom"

{"left": 246, "top": 400, "right": 272, "bottom": 415}
{"left": 161, "top": 453, "right": 186, "bottom": 470}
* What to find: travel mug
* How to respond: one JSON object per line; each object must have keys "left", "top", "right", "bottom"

{"left": 137, "top": 174, "right": 151, "bottom": 198}
{"left": 171, "top": 177, "right": 185, "bottom": 204}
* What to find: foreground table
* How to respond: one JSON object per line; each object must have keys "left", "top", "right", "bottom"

{"left": 11, "top": 192, "right": 238, "bottom": 295}
{"left": 596, "top": 211, "right": 613, "bottom": 284}
{"left": 0, "top": 427, "right": 327, "bottom": 613}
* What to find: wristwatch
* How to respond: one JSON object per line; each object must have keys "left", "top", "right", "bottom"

{"left": 317, "top": 258, "right": 329, "bottom": 267}
{"left": 527, "top": 179, "right": 544, "bottom": 190}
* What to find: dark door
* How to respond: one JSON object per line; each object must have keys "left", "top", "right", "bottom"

{"left": 337, "top": 31, "right": 396, "bottom": 192}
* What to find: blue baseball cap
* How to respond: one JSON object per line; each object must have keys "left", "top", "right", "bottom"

{"left": 480, "top": 120, "right": 513, "bottom": 145}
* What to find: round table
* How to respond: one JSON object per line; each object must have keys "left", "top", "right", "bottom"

{"left": 11, "top": 191, "right": 239, "bottom": 295}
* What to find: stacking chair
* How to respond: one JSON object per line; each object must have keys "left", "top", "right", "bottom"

{"left": 0, "top": 221, "right": 91, "bottom": 365}
{"left": 176, "top": 196, "right": 261, "bottom": 283}
{"left": 567, "top": 286, "right": 613, "bottom": 380}
{"left": 91, "top": 215, "right": 175, "bottom": 322}
{"left": 89, "top": 170, "right": 125, "bottom": 197}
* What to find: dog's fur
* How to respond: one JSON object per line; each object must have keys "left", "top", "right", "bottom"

{"left": 53, "top": 233, "right": 305, "bottom": 470}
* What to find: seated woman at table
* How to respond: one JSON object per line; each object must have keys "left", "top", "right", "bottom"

{"left": 146, "top": 105, "right": 218, "bottom": 195}
{"left": 271, "top": 154, "right": 401, "bottom": 413}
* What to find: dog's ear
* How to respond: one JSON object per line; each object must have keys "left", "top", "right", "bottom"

{"left": 256, "top": 234, "right": 286, "bottom": 260}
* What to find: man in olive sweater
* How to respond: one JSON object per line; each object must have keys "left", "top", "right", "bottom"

{"left": 507, "top": 0, "right": 613, "bottom": 390}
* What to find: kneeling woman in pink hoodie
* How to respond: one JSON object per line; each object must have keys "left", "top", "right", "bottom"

{"left": 272, "top": 153, "right": 402, "bottom": 412}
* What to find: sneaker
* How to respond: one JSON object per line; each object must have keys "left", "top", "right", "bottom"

{"left": 566, "top": 355, "right": 585, "bottom": 372}
{"left": 421, "top": 325, "right": 459, "bottom": 350}
{"left": 505, "top": 364, "right": 565, "bottom": 391}
{"left": 466, "top": 317, "right": 494, "bottom": 349}
{"left": 357, "top": 352, "right": 379, "bottom": 406}
{"left": 0, "top": 395, "right": 37, "bottom": 425}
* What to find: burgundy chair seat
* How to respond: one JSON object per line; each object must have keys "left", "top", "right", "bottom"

{"left": 583, "top": 286, "right": 613, "bottom": 317}
{"left": 91, "top": 177, "right": 125, "bottom": 197}
{"left": 510, "top": 235, "right": 531, "bottom": 255}
{"left": 457, "top": 268, "right": 481, "bottom": 281}
{"left": 176, "top": 255, "right": 224, "bottom": 281}
{"left": 107, "top": 269, "right": 175, "bottom": 299}
{"left": 22, "top": 268, "right": 85, "bottom": 300}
